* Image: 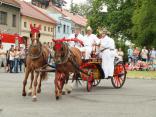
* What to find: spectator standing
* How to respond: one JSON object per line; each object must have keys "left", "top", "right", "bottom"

{"left": 149, "top": 48, "right": 156, "bottom": 65}
{"left": 127, "top": 46, "right": 133, "bottom": 63}
{"left": 14, "top": 46, "right": 20, "bottom": 73}
{"left": 0, "top": 45, "right": 7, "bottom": 72}
{"left": 9, "top": 47, "right": 15, "bottom": 73}
{"left": 141, "top": 46, "right": 148, "bottom": 62}
{"left": 133, "top": 47, "right": 140, "bottom": 65}
{"left": 118, "top": 48, "right": 124, "bottom": 61}
{"left": 19, "top": 47, "right": 25, "bottom": 72}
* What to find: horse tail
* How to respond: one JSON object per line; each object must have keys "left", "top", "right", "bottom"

{"left": 41, "top": 71, "right": 48, "bottom": 81}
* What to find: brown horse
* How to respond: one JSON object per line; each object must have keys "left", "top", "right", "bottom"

{"left": 53, "top": 39, "right": 82, "bottom": 100}
{"left": 22, "top": 24, "right": 49, "bottom": 101}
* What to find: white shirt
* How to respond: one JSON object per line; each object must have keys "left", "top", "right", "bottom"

{"left": 100, "top": 35, "right": 115, "bottom": 50}
{"left": 68, "top": 33, "right": 84, "bottom": 48}
{"left": 9, "top": 51, "right": 15, "bottom": 60}
{"left": 141, "top": 49, "right": 148, "bottom": 59}
{"left": 83, "top": 34, "right": 99, "bottom": 47}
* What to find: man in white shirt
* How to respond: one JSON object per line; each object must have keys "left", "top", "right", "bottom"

{"left": 68, "top": 27, "right": 84, "bottom": 50}
{"left": 141, "top": 46, "right": 148, "bottom": 62}
{"left": 0, "top": 44, "right": 7, "bottom": 72}
{"left": 100, "top": 30, "right": 116, "bottom": 78}
{"left": 81, "top": 26, "right": 99, "bottom": 59}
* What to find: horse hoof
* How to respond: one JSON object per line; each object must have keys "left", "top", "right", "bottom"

{"left": 37, "top": 89, "right": 41, "bottom": 94}
{"left": 67, "top": 91, "right": 71, "bottom": 94}
{"left": 56, "top": 96, "right": 59, "bottom": 100}
{"left": 32, "top": 96, "right": 37, "bottom": 102}
{"left": 62, "top": 91, "right": 66, "bottom": 95}
{"left": 22, "top": 92, "right": 26, "bottom": 97}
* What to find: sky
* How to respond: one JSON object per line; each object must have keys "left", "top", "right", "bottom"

{"left": 24, "top": 0, "right": 87, "bottom": 9}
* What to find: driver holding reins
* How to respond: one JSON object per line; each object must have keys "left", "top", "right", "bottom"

{"left": 99, "top": 29, "right": 116, "bottom": 79}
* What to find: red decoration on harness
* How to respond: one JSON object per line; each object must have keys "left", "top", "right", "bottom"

{"left": 54, "top": 43, "right": 62, "bottom": 50}
{"left": 52, "top": 38, "right": 84, "bottom": 46}
{"left": 30, "top": 24, "right": 41, "bottom": 34}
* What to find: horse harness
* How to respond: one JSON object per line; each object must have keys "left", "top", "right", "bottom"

{"left": 28, "top": 42, "right": 44, "bottom": 60}
{"left": 56, "top": 43, "right": 90, "bottom": 76}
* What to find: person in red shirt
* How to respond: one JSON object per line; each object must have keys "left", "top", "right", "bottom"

{"left": 133, "top": 47, "right": 140, "bottom": 65}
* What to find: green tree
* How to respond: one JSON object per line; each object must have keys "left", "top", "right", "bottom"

{"left": 70, "top": 0, "right": 93, "bottom": 16}
{"left": 132, "top": 0, "right": 156, "bottom": 48}
{"left": 88, "top": 0, "right": 135, "bottom": 41}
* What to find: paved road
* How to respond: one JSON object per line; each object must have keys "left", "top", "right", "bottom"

{"left": 0, "top": 71, "right": 156, "bottom": 117}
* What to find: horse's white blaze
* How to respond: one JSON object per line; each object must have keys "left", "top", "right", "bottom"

{"left": 34, "top": 32, "right": 37, "bottom": 39}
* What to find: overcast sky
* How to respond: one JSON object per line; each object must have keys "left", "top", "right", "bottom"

{"left": 24, "top": 0, "right": 87, "bottom": 9}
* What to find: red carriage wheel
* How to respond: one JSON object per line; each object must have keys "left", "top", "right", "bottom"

{"left": 93, "top": 79, "right": 101, "bottom": 87}
{"left": 111, "top": 61, "right": 126, "bottom": 88}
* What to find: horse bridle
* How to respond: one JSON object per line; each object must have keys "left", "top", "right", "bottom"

{"left": 54, "top": 42, "right": 70, "bottom": 64}
{"left": 28, "top": 42, "right": 43, "bottom": 60}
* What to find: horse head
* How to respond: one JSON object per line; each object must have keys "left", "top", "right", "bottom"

{"left": 53, "top": 39, "right": 69, "bottom": 64}
{"left": 30, "top": 24, "right": 41, "bottom": 46}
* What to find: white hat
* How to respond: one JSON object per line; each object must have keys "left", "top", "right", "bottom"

{"left": 86, "top": 26, "right": 92, "bottom": 31}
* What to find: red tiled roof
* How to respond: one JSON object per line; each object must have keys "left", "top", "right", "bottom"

{"left": 2, "top": 0, "right": 20, "bottom": 8}
{"left": 19, "top": 1, "right": 56, "bottom": 24}
{"left": 50, "top": 5, "right": 87, "bottom": 26}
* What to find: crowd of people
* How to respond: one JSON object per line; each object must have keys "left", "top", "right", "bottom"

{"left": 0, "top": 45, "right": 26, "bottom": 73}
{"left": 126, "top": 46, "right": 156, "bottom": 71}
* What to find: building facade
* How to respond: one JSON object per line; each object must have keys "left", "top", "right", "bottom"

{"left": 19, "top": 1, "right": 56, "bottom": 45}
{"left": 31, "top": 1, "right": 87, "bottom": 39}
{"left": 47, "top": 5, "right": 87, "bottom": 37}
{"left": 0, "top": 0, "right": 20, "bottom": 34}
{"left": 44, "top": 9, "right": 72, "bottom": 39}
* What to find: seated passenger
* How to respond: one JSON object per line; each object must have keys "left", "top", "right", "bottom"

{"left": 81, "top": 26, "right": 99, "bottom": 59}
{"left": 68, "top": 27, "right": 84, "bottom": 50}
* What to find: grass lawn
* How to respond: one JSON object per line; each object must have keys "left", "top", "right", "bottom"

{"left": 127, "top": 71, "right": 156, "bottom": 79}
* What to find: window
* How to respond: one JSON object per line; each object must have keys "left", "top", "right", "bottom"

{"left": 24, "top": 22, "right": 27, "bottom": 28}
{"left": 51, "top": 28, "right": 53, "bottom": 32}
{"left": 48, "top": 27, "right": 50, "bottom": 32}
{"left": 12, "top": 15, "right": 16, "bottom": 27}
{"left": 58, "top": 26, "right": 61, "bottom": 33}
{"left": 67, "top": 26, "right": 69, "bottom": 34}
{"left": 44, "top": 26, "right": 46, "bottom": 31}
{"left": 63, "top": 25, "right": 66, "bottom": 34}
{"left": 0, "top": 11, "right": 7, "bottom": 25}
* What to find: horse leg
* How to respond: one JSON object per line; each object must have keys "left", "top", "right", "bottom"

{"left": 37, "top": 73, "right": 42, "bottom": 94}
{"left": 28, "top": 71, "right": 34, "bottom": 96}
{"left": 22, "top": 68, "right": 30, "bottom": 96}
{"left": 65, "top": 73, "right": 73, "bottom": 94}
{"left": 32, "top": 72, "right": 39, "bottom": 101}
{"left": 62, "top": 74, "right": 67, "bottom": 95}
{"left": 55, "top": 71, "right": 63, "bottom": 100}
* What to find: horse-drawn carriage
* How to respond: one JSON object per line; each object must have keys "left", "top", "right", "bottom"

{"left": 51, "top": 38, "right": 127, "bottom": 96}
{"left": 23, "top": 24, "right": 127, "bottom": 100}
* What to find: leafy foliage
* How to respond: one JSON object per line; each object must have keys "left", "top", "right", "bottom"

{"left": 132, "top": 0, "right": 156, "bottom": 47}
